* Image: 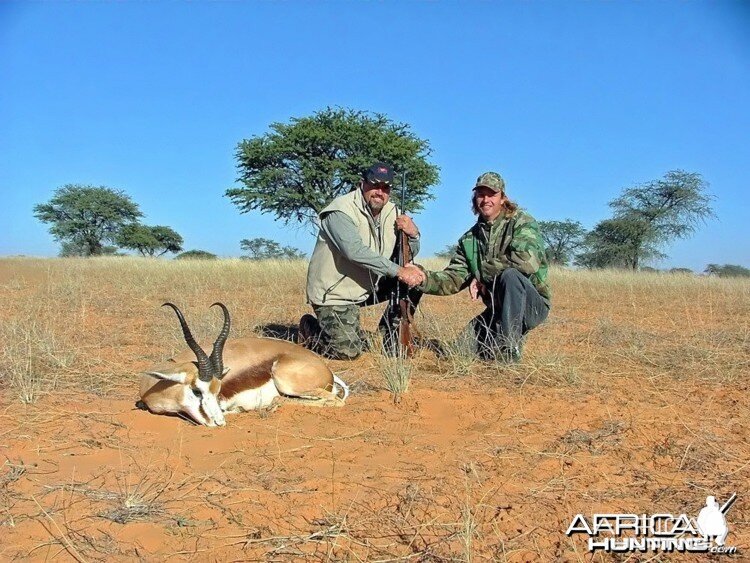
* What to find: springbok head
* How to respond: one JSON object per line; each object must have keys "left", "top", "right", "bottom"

{"left": 146, "top": 302, "right": 231, "bottom": 426}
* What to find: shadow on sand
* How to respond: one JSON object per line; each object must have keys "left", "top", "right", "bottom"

{"left": 255, "top": 323, "right": 299, "bottom": 343}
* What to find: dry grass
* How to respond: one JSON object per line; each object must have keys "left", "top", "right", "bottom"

{"left": 2, "top": 257, "right": 747, "bottom": 396}
{"left": 23, "top": 459, "right": 198, "bottom": 561}
{"left": 0, "top": 303, "right": 77, "bottom": 403}
{"left": 373, "top": 352, "right": 414, "bottom": 400}
{"left": 0, "top": 257, "right": 748, "bottom": 561}
{"left": 0, "top": 257, "right": 312, "bottom": 402}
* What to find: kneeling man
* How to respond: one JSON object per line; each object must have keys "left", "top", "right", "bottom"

{"left": 300, "top": 162, "right": 425, "bottom": 359}
{"left": 417, "top": 172, "right": 551, "bottom": 361}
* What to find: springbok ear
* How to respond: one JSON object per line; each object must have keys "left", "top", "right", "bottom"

{"left": 222, "top": 367, "right": 230, "bottom": 376}
{"left": 146, "top": 370, "right": 190, "bottom": 385}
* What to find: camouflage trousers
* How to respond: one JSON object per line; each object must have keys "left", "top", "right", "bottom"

{"left": 309, "top": 279, "right": 422, "bottom": 360}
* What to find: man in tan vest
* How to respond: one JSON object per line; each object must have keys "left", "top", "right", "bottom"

{"left": 300, "top": 162, "right": 425, "bottom": 360}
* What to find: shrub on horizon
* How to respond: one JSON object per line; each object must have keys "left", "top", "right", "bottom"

{"left": 174, "top": 250, "right": 218, "bottom": 260}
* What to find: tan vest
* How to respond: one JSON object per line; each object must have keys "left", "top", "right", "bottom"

{"left": 306, "top": 189, "right": 398, "bottom": 306}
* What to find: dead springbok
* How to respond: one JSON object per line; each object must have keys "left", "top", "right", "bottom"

{"left": 137, "top": 302, "right": 349, "bottom": 426}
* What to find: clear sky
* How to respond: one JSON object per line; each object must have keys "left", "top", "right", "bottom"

{"left": 1, "top": 1, "right": 748, "bottom": 270}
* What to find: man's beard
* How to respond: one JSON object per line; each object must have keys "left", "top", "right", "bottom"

{"left": 367, "top": 199, "right": 385, "bottom": 213}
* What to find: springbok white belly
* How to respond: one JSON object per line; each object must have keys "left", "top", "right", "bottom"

{"left": 220, "top": 378, "right": 280, "bottom": 413}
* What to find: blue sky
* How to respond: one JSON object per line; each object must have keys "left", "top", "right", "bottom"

{"left": 1, "top": 1, "right": 748, "bottom": 270}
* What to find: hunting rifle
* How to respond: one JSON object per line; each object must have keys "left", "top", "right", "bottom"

{"left": 388, "top": 171, "right": 417, "bottom": 357}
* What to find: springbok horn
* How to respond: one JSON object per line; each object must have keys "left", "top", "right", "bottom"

{"left": 162, "top": 302, "right": 213, "bottom": 382}
{"left": 209, "top": 302, "right": 231, "bottom": 379}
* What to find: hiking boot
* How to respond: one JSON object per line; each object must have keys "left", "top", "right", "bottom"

{"left": 502, "top": 345, "right": 522, "bottom": 364}
{"left": 298, "top": 314, "right": 321, "bottom": 348}
{"left": 478, "top": 344, "right": 521, "bottom": 364}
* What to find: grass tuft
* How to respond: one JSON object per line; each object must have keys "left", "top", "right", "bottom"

{"left": 374, "top": 352, "right": 413, "bottom": 400}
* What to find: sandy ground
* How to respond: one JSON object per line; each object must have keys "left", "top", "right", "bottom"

{"left": 1, "top": 259, "right": 748, "bottom": 561}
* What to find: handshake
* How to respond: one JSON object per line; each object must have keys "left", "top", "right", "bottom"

{"left": 397, "top": 264, "right": 426, "bottom": 288}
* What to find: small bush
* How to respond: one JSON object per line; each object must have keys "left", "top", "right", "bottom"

{"left": 174, "top": 250, "right": 217, "bottom": 260}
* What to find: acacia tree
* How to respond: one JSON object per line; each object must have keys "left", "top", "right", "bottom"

{"left": 578, "top": 170, "right": 714, "bottom": 269}
{"left": 34, "top": 184, "right": 143, "bottom": 256}
{"left": 705, "top": 264, "right": 750, "bottom": 278}
{"left": 576, "top": 217, "right": 666, "bottom": 269}
{"left": 240, "top": 237, "right": 306, "bottom": 260}
{"left": 59, "top": 241, "right": 122, "bottom": 257}
{"left": 116, "top": 224, "right": 184, "bottom": 257}
{"left": 226, "top": 107, "right": 440, "bottom": 227}
{"left": 435, "top": 244, "right": 457, "bottom": 259}
{"left": 538, "top": 219, "right": 586, "bottom": 265}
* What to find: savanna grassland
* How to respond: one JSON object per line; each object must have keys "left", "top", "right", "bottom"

{"left": 0, "top": 257, "right": 748, "bottom": 562}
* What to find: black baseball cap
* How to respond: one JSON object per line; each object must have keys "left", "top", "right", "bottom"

{"left": 363, "top": 162, "right": 394, "bottom": 186}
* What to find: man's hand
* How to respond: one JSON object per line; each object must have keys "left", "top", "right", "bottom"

{"left": 397, "top": 264, "right": 426, "bottom": 287}
{"left": 395, "top": 215, "right": 419, "bottom": 238}
{"left": 469, "top": 278, "right": 486, "bottom": 301}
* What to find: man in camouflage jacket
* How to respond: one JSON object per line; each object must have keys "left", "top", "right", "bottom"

{"left": 418, "top": 172, "right": 550, "bottom": 361}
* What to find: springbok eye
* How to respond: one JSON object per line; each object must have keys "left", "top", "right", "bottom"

{"left": 192, "top": 388, "right": 203, "bottom": 397}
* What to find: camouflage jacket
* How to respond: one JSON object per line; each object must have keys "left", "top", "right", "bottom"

{"left": 420, "top": 210, "right": 551, "bottom": 302}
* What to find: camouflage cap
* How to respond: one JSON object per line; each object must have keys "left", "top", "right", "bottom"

{"left": 474, "top": 172, "right": 505, "bottom": 193}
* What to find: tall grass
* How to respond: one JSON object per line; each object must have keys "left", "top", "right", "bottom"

{"left": 0, "top": 294, "right": 77, "bottom": 403}
{"left": 0, "top": 258, "right": 748, "bottom": 402}
{"left": 1, "top": 258, "right": 749, "bottom": 561}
